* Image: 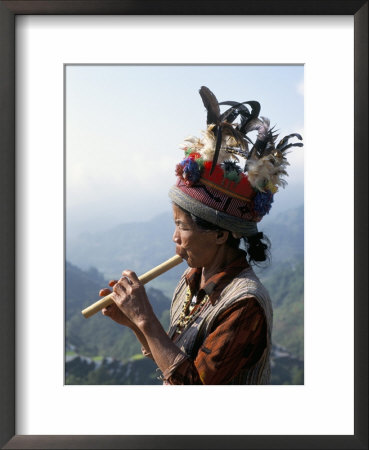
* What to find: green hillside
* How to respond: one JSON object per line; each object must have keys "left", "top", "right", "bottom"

{"left": 66, "top": 262, "right": 171, "bottom": 360}
{"left": 260, "top": 260, "right": 304, "bottom": 360}
{"left": 66, "top": 205, "right": 304, "bottom": 385}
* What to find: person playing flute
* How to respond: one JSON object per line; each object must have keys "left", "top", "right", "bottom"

{"left": 99, "top": 86, "right": 302, "bottom": 385}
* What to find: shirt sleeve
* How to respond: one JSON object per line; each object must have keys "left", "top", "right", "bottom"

{"left": 164, "top": 297, "right": 267, "bottom": 385}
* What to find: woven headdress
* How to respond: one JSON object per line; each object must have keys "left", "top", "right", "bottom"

{"left": 169, "top": 86, "right": 303, "bottom": 237}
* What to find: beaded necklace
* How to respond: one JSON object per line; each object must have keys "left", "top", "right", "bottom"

{"left": 176, "top": 286, "right": 209, "bottom": 334}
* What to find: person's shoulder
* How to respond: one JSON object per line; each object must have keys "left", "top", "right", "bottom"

{"left": 225, "top": 267, "right": 271, "bottom": 303}
{"left": 234, "top": 266, "right": 262, "bottom": 287}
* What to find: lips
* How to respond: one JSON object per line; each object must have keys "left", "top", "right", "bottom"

{"left": 176, "top": 247, "right": 187, "bottom": 260}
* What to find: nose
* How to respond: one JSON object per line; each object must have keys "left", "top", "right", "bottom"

{"left": 172, "top": 227, "right": 181, "bottom": 244}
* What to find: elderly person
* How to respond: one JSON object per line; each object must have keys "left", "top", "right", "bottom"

{"left": 99, "top": 87, "right": 302, "bottom": 385}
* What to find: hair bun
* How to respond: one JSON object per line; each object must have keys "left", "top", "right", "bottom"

{"left": 247, "top": 232, "right": 268, "bottom": 263}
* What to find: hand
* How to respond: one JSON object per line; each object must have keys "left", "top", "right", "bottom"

{"left": 99, "top": 280, "right": 136, "bottom": 329}
{"left": 111, "top": 270, "right": 155, "bottom": 329}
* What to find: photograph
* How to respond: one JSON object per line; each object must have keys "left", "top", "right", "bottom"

{"left": 1, "top": 1, "right": 366, "bottom": 448}
{"left": 65, "top": 64, "right": 304, "bottom": 386}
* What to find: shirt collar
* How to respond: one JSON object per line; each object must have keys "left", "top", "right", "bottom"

{"left": 185, "top": 251, "right": 249, "bottom": 305}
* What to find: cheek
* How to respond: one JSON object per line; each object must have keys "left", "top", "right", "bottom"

{"left": 184, "top": 236, "right": 209, "bottom": 255}
{"left": 180, "top": 236, "right": 190, "bottom": 250}
{"left": 177, "top": 235, "right": 194, "bottom": 254}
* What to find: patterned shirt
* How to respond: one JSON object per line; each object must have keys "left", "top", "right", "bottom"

{"left": 162, "top": 252, "right": 267, "bottom": 384}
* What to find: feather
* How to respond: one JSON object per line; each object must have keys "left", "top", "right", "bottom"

{"left": 219, "top": 100, "right": 248, "bottom": 108}
{"left": 278, "top": 142, "right": 304, "bottom": 153}
{"left": 238, "top": 102, "right": 261, "bottom": 133}
{"left": 210, "top": 127, "right": 223, "bottom": 174}
{"left": 195, "top": 125, "right": 226, "bottom": 163}
{"left": 199, "top": 86, "right": 220, "bottom": 126}
{"left": 219, "top": 106, "right": 244, "bottom": 124}
{"left": 242, "top": 117, "right": 262, "bottom": 134}
{"left": 257, "top": 116, "right": 270, "bottom": 136}
{"left": 260, "top": 127, "right": 279, "bottom": 158}
{"left": 218, "top": 101, "right": 250, "bottom": 123}
{"left": 221, "top": 122, "right": 246, "bottom": 147}
{"left": 218, "top": 100, "right": 261, "bottom": 137}
{"left": 276, "top": 133, "right": 303, "bottom": 150}
{"left": 244, "top": 101, "right": 261, "bottom": 119}
{"left": 247, "top": 117, "right": 280, "bottom": 159}
{"left": 247, "top": 154, "right": 290, "bottom": 191}
{"left": 191, "top": 87, "right": 302, "bottom": 186}
{"left": 216, "top": 124, "right": 247, "bottom": 170}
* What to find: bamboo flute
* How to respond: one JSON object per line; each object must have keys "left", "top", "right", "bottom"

{"left": 81, "top": 254, "right": 183, "bottom": 319}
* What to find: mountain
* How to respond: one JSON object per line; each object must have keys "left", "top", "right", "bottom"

{"left": 65, "top": 204, "right": 304, "bottom": 384}
{"left": 261, "top": 260, "right": 304, "bottom": 359}
{"left": 261, "top": 205, "right": 304, "bottom": 264}
{"left": 66, "top": 262, "right": 171, "bottom": 360}
{"left": 66, "top": 211, "right": 176, "bottom": 279}
{"left": 66, "top": 205, "right": 304, "bottom": 297}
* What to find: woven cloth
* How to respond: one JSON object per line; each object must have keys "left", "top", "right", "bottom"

{"left": 169, "top": 182, "right": 258, "bottom": 237}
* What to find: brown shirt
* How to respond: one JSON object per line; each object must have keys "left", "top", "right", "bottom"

{"left": 163, "top": 253, "right": 267, "bottom": 384}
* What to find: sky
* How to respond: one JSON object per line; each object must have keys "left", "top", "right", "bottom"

{"left": 66, "top": 65, "right": 304, "bottom": 237}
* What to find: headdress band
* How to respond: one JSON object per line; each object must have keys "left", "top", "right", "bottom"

{"left": 169, "top": 185, "right": 258, "bottom": 237}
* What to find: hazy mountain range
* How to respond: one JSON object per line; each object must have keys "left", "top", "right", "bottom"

{"left": 65, "top": 204, "right": 304, "bottom": 384}
{"left": 67, "top": 205, "right": 303, "bottom": 296}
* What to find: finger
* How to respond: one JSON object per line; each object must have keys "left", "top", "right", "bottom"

{"left": 101, "top": 305, "right": 112, "bottom": 315}
{"left": 122, "top": 270, "right": 140, "bottom": 284}
{"left": 113, "top": 282, "right": 126, "bottom": 296}
{"left": 109, "top": 280, "right": 118, "bottom": 287}
{"left": 99, "top": 288, "right": 112, "bottom": 297}
{"left": 118, "top": 276, "right": 132, "bottom": 289}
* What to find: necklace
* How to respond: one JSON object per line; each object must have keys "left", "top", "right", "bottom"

{"left": 176, "top": 287, "right": 209, "bottom": 334}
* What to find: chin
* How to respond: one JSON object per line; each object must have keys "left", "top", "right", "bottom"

{"left": 186, "top": 259, "right": 201, "bottom": 269}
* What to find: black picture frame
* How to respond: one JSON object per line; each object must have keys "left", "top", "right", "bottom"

{"left": 0, "top": 1, "right": 367, "bottom": 449}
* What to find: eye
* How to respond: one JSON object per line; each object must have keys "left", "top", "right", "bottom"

{"left": 175, "top": 221, "right": 191, "bottom": 231}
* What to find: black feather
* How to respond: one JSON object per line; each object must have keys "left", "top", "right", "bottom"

{"left": 224, "top": 124, "right": 247, "bottom": 149}
{"left": 210, "top": 128, "right": 223, "bottom": 174}
{"left": 276, "top": 133, "right": 303, "bottom": 150}
{"left": 218, "top": 101, "right": 260, "bottom": 131}
{"left": 220, "top": 108, "right": 241, "bottom": 124}
{"left": 199, "top": 86, "right": 220, "bottom": 126}
{"left": 238, "top": 102, "right": 261, "bottom": 133}
{"left": 244, "top": 101, "right": 261, "bottom": 119}
{"left": 219, "top": 101, "right": 250, "bottom": 121}
{"left": 219, "top": 100, "right": 247, "bottom": 108}
{"left": 279, "top": 142, "right": 304, "bottom": 153}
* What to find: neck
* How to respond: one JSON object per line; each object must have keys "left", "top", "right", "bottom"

{"left": 200, "top": 247, "right": 242, "bottom": 287}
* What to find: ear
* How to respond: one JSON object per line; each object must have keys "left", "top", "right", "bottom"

{"left": 215, "top": 230, "right": 229, "bottom": 245}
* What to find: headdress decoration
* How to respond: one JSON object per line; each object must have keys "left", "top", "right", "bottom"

{"left": 169, "top": 86, "right": 303, "bottom": 237}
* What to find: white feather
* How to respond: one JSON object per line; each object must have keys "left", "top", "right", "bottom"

{"left": 247, "top": 154, "right": 290, "bottom": 191}
{"left": 180, "top": 125, "right": 242, "bottom": 164}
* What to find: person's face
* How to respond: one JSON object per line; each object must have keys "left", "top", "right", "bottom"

{"left": 172, "top": 204, "right": 219, "bottom": 268}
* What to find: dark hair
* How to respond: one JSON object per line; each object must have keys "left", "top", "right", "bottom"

{"left": 174, "top": 203, "right": 270, "bottom": 265}
{"left": 245, "top": 232, "right": 270, "bottom": 265}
